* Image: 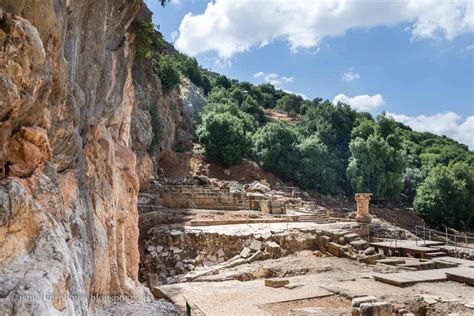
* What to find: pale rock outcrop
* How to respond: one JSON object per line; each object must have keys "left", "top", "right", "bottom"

{"left": 0, "top": 0, "right": 175, "bottom": 314}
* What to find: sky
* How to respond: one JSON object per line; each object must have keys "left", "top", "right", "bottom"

{"left": 146, "top": 0, "right": 474, "bottom": 149}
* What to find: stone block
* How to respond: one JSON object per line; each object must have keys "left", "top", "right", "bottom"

{"left": 363, "top": 247, "right": 375, "bottom": 255}
{"left": 207, "top": 255, "right": 218, "bottom": 262}
{"left": 328, "top": 242, "right": 347, "bottom": 257}
{"left": 202, "top": 260, "right": 215, "bottom": 267}
{"left": 270, "top": 200, "right": 284, "bottom": 214}
{"left": 265, "top": 241, "right": 282, "bottom": 258}
{"left": 358, "top": 253, "right": 384, "bottom": 264}
{"left": 344, "top": 233, "right": 360, "bottom": 243}
{"left": 151, "top": 287, "right": 168, "bottom": 299}
{"left": 259, "top": 200, "right": 271, "bottom": 213}
{"left": 359, "top": 302, "right": 393, "bottom": 316}
{"left": 240, "top": 247, "right": 252, "bottom": 258}
{"left": 350, "top": 239, "right": 369, "bottom": 251}
{"left": 249, "top": 239, "right": 263, "bottom": 251}
{"left": 319, "top": 235, "right": 331, "bottom": 249}
{"left": 329, "top": 229, "right": 350, "bottom": 241}
{"left": 352, "top": 296, "right": 378, "bottom": 307}
{"left": 265, "top": 278, "right": 289, "bottom": 288}
{"left": 217, "top": 248, "right": 225, "bottom": 258}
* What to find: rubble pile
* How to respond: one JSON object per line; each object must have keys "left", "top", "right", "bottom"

{"left": 438, "top": 246, "right": 474, "bottom": 260}
{"left": 139, "top": 223, "right": 386, "bottom": 285}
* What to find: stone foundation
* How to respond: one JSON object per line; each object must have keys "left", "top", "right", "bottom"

{"left": 139, "top": 223, "right": 370, "bottom": 285}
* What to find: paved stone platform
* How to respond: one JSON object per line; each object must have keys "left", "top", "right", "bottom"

{"left": 373, "top": 267, "right": 474, "bottom": 287}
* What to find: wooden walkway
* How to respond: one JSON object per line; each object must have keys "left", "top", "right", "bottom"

{"left": 370, "top": 240, "right": 445, "bottom": 258}
{"left": 373, "top": 267, "right": 473, "bottom": 287}
{"left": 446, "top": 269, "right": 474, "bottom": 286}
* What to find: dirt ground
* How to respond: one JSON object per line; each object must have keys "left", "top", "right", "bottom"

{"left": 264, "top": 109, "right": 301, "bottom": 125}
{"left": 160, "top": 251, "right": 474, "bottom": 315}
{"left": 158, "top": 148, "right": 286, "bottom": 187}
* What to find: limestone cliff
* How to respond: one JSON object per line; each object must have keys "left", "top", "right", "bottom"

{"left": 0, "top": 0, "right": 187, "bottom": 314}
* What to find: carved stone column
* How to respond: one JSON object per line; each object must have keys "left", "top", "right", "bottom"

{"left": 355, "top": 193, "right": 372, "bottom": 224}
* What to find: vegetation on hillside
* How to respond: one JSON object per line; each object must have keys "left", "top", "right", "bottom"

{"left": 193, "top": 73, "right": 473, "bottom": 230}
{"left": 134, "top": 23, "right": 474, "bottom": 231}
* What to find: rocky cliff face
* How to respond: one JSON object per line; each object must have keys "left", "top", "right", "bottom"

{"left": 0, "top": 0, "right": 186, "bottom": 314}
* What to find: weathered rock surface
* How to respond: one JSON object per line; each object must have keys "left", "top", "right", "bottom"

{"left": 0, "top": 1, "right": 184, "bottom": 314}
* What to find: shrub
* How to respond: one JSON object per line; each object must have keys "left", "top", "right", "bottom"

{"left": 196, "top": 112, "right": 252, "bottom": 166}
{"left": 240, "top": 95, "right": 266, "bottom": 124}
{"left": 201, "top": 75, "right": 212, "bottom": 95}
{"left": 132, "top": 21, "right": 162, "bottom": 60}
{"left": 215, "top": 75, "right": 232, "bottom": 89}
{"left": 155, "top": 54, "right": 181, "bottom": 93}
{"left": 182, "top": 57, "right": 203, "bottom": 87}
{"left": 276, "top": 94, "right": 303, "bottom": 116}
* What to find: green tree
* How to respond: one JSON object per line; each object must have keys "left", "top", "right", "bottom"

{"left": 296, "top": 135, "right": 336, "bottom": 193}
{"left": 300, "top": 101, "right": 358, "bottom": 189}
{"left": 230, "top": 88, "right": 245, "bottom": 105}
{"left": 241, "top": 95, "right": 266, "bottom": 124}
{"left": 207, "top": 86, "right": 230, "bottom": 103}
{"left": 347, "top": 134, "right": 405, "bottom": 199}
{"left": 414, "top": 163, "right": 474, "bottom": 230}
{"left": 201, "top": 75, "right": 212, "bottom": 95}
{"left": 182, "top": 57, "right": 202, "bottom": 87}
{"left": 276, "top": 94, "right": 304, "bottom": 116}
{"left": 154, "top": 55, "right": 181, "bottom": 93}
{"left": 351, "top": 117, "right": 377, "bottom": 140}
{"left": 252, "top": 122, "right": 299, "bottom": 180}
{"left": 201, "top": 101, "right": 257, "bottom": 133}
{"left": 196, "top": 112, "right": 252, "bottom": 166}
{"left": 261, "top": 92, "right": 276, "bottom": 109}
{"left": 215, "top": 75, "right": 232, "bottom": 89}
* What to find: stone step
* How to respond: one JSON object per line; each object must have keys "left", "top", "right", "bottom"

{"left": 425, "top": 251, "right": 448, "bottom": 258}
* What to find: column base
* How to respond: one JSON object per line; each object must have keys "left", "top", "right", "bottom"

{"left": 356, "top": 214, "right": 372, "bottom": 224}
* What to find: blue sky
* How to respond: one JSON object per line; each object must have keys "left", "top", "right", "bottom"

{"left": 146, "top": 0, "right": 474, "bottom": 148}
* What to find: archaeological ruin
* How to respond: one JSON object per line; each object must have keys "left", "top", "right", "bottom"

{"left": 135, "top": 177, "right": 474, "bottom": 315}
{"left": 0, "top": 0, "right": 473, "bottom": 315}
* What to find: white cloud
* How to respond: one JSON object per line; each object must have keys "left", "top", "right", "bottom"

{"left": 333, "top": 94, "right": 385, "bottom": 112}
{"left": 283, "top": 89, "right": 308, "bottom": 100}
{"left": 387, "top": 112, "right": 474, "bottom": 149}
{"left": 214, "top": 58, "right": 232, "bottom": 68}
{"left": 466, "top": 44, "right": 474, "bottom": 50}
{"left": 175, "top": 0, "right": 474, "bottom": 58}
{"left": 253, "top": 72, "right": 294, "bottom": 86}
{"left": 342, "top": 70, "right": 360, "bottom": 82}
{"left": 170, "top": 0, "right": 181, "bottom": 5}
{"left": 170, "top": 31, "right": 178, "bottom": 42}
